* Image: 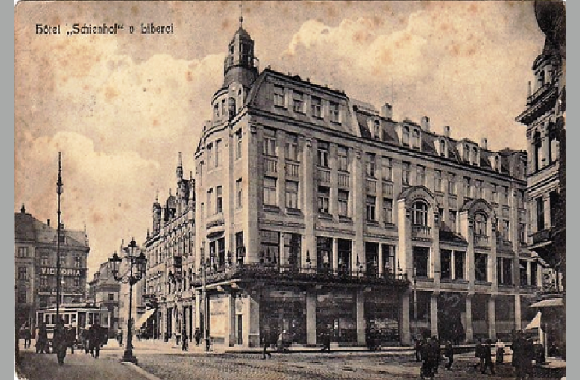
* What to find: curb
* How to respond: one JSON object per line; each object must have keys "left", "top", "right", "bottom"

{"left": 122, "top": 361, "right": 163, "bottom": 380}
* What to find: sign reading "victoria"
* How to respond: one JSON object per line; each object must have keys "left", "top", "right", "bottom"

{"left": 40, "top": 267, "right": 83, "bottom": 276}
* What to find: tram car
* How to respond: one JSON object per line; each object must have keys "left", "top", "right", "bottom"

{"left": 36, "top": 303, "right": 110, "bottom": 349}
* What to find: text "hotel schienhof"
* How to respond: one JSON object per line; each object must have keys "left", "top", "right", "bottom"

{"left": 35, "top": 23, "right": 174, "bottom": 36}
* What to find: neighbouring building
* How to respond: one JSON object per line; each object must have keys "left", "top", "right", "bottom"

{"left": 88, "top": 261, "right": 121, "bottom": 338}
{"left": 516, "top": 0, "right": 565, "bottom": 355}
{"left": 144, "top": 19, "right": 541, "bottom": 347}
{"left": 15, "top": 205, "right": 90, "bottom": 332}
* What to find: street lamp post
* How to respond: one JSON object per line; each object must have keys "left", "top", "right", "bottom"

{"left": 56, "top": 152, "right": 63, "bottom": 323}
{"left": 413, "top": 267, "right": 418, "bottom": 339}
{"left": 109, "top": 238, "right": 147, "bottom": 364}
{"left": 200, "top": 245, "right": 210, "bottom": 352}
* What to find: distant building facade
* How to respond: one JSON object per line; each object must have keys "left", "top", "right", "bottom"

{"left": 144, "top": 22, "right": 540, "bottom": 347}
{"left": 88, "top": 262, "right": 121, "bottom": 337}
{"left": 15, "top": 206, "right": 90, "bottom": 331}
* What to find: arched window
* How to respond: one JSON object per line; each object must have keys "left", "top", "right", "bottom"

{"left": 439, "top": 139, "right": 446, "bottom": 157}
{"left": 228, "top": 97, "right": 236, "bottom": 121}
{"left": 412, "top": 201, "right": 429, "bottom": 226}
{"left": 474, "top": 212, "right": 487, "bottom": 236}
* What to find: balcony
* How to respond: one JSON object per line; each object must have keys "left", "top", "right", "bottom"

{"left": 338, "top": 172, "right": 350, "bottom": 187}
{"left": 532, "top": 228, "right": 552, "bottom": 245}
{"left": 190, "top": 263, "right": 409, "bottom": 289}
{"left": 264, "top": 158, "right": 278, "bottom": 175}
{"left": 318, "top": 168, "right": 330, "bottom": 184}
{"left": 412, "top": 225, "right": 431, "bottom": 238}
{"left": 527, "top": 82, "right": 553, "bottom": 106}
{"left": 474, "top": 234, "right": 490, "bottom": 247}
{"left": 285, "top": 162, "right": 300, "bottom": 178}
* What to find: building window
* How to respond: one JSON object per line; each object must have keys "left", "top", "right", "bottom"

{"left": 274, "top": 85, "right": 285, "bottom": 107}
{"left": 402, "top": 126, "right": 410, "bottom": 146}
{"left": 520, "top": 260, "right": 528, "bottom": 286}
{"left": 311, "top": 96, "right": 322, "bottom": 118}
{"left": 366, "top": 196, "right": 376, "bottom": 222}
{"left": 317, "top": 237, "right": 333, "bottom": 273}
{"left": 474, "top": 212, "right": 487, "bottom": 236}
{"left": 373, "top": 120, "right": 381, "bottom": 139}
{"left": 533, "top": 131, "right": 542, "bottom": 172}
{"left": 464, "top": 144, "right": 470, "bottom": 162}
{"left": 519, "top": 222, "right": 527, "bottom": 243}
{"left": 503, "top": 186, "right": 509, "bottom": 203}
{"left": 285, "top": 181, "right": 299, "bottom": 209}
{"left": 206, "top": 144, "right": 212, "bottom": 168}
{"left": 412, "top": 129, "right": 420, "bottom": 149}
{"left": 536, "top": 197, "right": 545, "bottom": 231}
{"left": 207, "top": 189, "right": 213, "bottom": 216}
{"left": 284, "top": 233, "right": 301, "bottom": 269}
{"left": 214, "top": 140, "right": 221, "bottom": 167}
{"left": 449, "top": 210, "right": 457, "bottom": 232}
{"left": 40, "top": 276, "right": 48, "bottom": 287}
{"left": 338, "top": 190, "right": 349, "bottom": 217}
{"left": 531, "top": 262, "right": 538, "bottom": 286}
{"left": 448, "top": 173, "right": 456, "bottom": 195}
{"left": 317, "top": 141, "right": 329, "bottom": 167}
{"left": 17, "top": 247, "right": 29, "bottom": 258}
{"left": 214, "top": 103, "right": 219, "bottom": 117}
{"left": 18, "top": 289, "right": 26, "bottom": 304}
{"left": 472, "top": 147, "right": 478, "bottom": 165}
{"left": 439, "top": 140, "right": 446, "bottom": 157}
{"left": 413, "top": 246, "right": 429, "bottom": 278}
{"left": 454, "top": 251, "right": 465, "bottom": 280}
{"left": 293, "top": 91, "right": 304, "bottom": 113}
{"left": 108, "top": 293, "right": 115, "bottom": 301}
{"left": 263, "top": 178, "right": 277, "bottom": 206}
{"left": 463, "top": 177, "right": 471, "bottom": 198}
{"left": 549, "top": 191, "right": 558, "bottom": 227}
{"left": 549, "top": 128, "right": 558, "bottom": 164}
{"left": 338, "top": 146, "right": 348, "bottom": 172}
{"left": 216, "top": 186, "right": 223, "bottom": 213}
{"left": 235, "top": 130, "right": 242, "bottom": 160}
{"left": 501, "top": 219, "right": 510, "bottom": 241}
{"left": 441, "top": 250, "right": 452, "bottom": 280}
{"left": 285, "top": 134, "right": 299, "bottom": 162}
{"left": 260, "top": 230, "right": 279, "bottom": 265}
{"left": 434, "top": 170, "right": 442, "bottom": 192}
{"left": 236, "top": 179, "right": 242, "bottom": 208}
{"left": 329, "top": 102, "right": 340, "bottom": 123}
{"left": 366, "top": 153, "right": 376, "bottom": 178}
{"left": 73, "top": 278, "right": 80, "bottom": 287}
{"left": 18, "top": 267, "right": 27, "bottom": 280}
{"left": 263, "top": 129, "right": 277, "bottom": 157}
{"left": 317, "top": 186, "right": 330, "bottom": 214}
{"left": 221, "top": 99, "right": 226, "bottom": 116}
{"left": 475, "top": 180, "right": 483, "bottom": 198}
{"left": 491, "top": 184, "right": 498, "bottom": 202}
{"left": 75, "top": 255, "right": 82, "bottom": 268}
{"left": 412, "top": 201, "right": 428, "bottom": 226}
{"left": 383, "top": 198, "right": 393, "bottom": 224}
{"left": 497, "top": 257, "right": 513, "bottom": 285}
{"left": 41, "top": 253, "right": 49, "bottom": 266}
{"left": 402, "top": 161, "right": 410, "bottom": 186}
{"left": 382, "top": 157, "right": 392, "bottom": 181}
{"left": 475, "top": 253, "right": 487, "bottom": 282}
{"left": 416, "top": 165, "right": 425, "bottom": 186}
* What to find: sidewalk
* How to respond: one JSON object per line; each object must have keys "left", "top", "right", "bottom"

{"left": 15, "top": 348, "right": 156, "bottom": 380}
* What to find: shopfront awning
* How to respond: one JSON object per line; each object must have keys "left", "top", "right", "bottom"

{"left": 530, "top": 298, "right": 564, "bottom": 308}
{"left": 136, "top": 308, "right": 156, "bottom": 328}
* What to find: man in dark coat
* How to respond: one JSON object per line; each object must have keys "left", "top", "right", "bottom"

{"left": 194, "top": 328, "right": 201, "bottom": 346}
{"left": 262, "top": 330, "right": 272, "bottom": 359}
{"left": 53, "top": 319, "right": 67, "bottom": 365}
{"left": 36, "top": 322, "right": 48, "bottom": 354}
{"left": 90, "top": 323, "right": 102, "bottom": 358}
{"left": 23, "top": 323, "right": 32, "bottom": 349}
{"left": 512, "top": 332, "right": 525, "bottom": 380}
{"left": 481, "top": 339, "right": 495, "bottom": 374}
{"left": 414, "top": 337, "right": 422, "bottom": 362}
{"left": 444, "top": 341, "right": 454, "bottom": 370}
{"left": 475, "top": 338, "right": 484, "bottom": 372}
{"left": 420, "top": 337, "right": 433, "bottom": 379}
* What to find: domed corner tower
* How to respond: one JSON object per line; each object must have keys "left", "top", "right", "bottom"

{"left": 223, "top": 16, "right": 259, "bottom": 90}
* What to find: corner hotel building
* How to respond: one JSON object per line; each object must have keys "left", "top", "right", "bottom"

{"left": 143, "top": 22, "right": 540, "bottom": 347}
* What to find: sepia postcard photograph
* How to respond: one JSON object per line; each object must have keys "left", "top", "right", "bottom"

{"left": 14, "top": 1, "right": 566, "bottom": 379}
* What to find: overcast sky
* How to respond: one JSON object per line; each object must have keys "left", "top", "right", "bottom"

{"left": 14, "top": 1, "right": 545, "bottom": 277}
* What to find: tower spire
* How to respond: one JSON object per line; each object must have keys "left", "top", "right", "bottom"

{"left": 239, "top": 1, "right": 243, "bottom": 27}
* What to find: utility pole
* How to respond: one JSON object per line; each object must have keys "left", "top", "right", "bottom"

{"left": 56, "top": 152, "right": 63, "bottom": 323}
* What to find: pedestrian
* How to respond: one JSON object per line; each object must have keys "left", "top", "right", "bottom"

{"left": 444, "top": 341, "right": 454, "bottom": 370}
{"left": 194, "top": 328, "right": 201, "bottom": 346}
{"left": 432, "top": 336, "right": 441, "bottom": 374}
{"left": 117, "top": 329, "right": 123, "bottom": 347}
{"left": 523, "top": 338, "right": 535, "bottom": 379}
{"left": 181, "top": 329, "right": 188, "bottom": 351}
{"left": 53, "top": 319, "right": 67, "bottom": 365}
{"left": 496, "top": 338, "right": 505, "bottom": 364}
{"left": 68, "top": 324, "right": 75, "bottom": 354}
{"left": 262, "top": 330, "right": 272, "bottom": 359}
{"left": 36, "top": 321, "right": 48, "bottom": 354}
{"left": 321, "top": 330, "right": 331, "bottom": 353}
{"left": 481, "top": 339, "right": 495, "bottom": 375}
{"left": 23, "top": 323, "right": 32, "bottom": 349}
{"left": 475, "top": 338, "right": 484, "bottom": 372}
{"left": 414, "top": 337, "right": 422, "bottom": 362}
{"left": 91, "top": 323, "right": 102, "bottom": 358}
{"left": 420, "top": 337, "right": 434, "bottom": 379}
{"left": 512, "top": 331, "right": 526, "bottom": 380}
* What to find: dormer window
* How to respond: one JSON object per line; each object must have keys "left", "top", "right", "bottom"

{"left": 402, "top": 126, "right": 410, "bottom": 146}
{"left": 274, "top": 85, "right": 285, "bottom": 107}
{"left": 329, "top": 102, "right": 340, "bottom": 123}
{"left": 412, "top": 129, "right": 421, "bottom": 149}
{"left": 439, "top": 139, "right": 446, "bottom": 157}
{"left": 293, "top": 91, "right": 304, "bottom": 113}
{"left": 472, "top": 147, "right": 478, "bottom": 166}
{"left": 311, "top": 96, "right": 322, "bottom": 118}
{"left": 374, "top": 120, "right": 380, "bottom": 139}
{"left": 464, "top": 144, "right": 470, "bottom": 162}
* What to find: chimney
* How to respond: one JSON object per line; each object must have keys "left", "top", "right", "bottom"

{"left": 527, "top": 81, "right": 532, "bottom": 98}
{"left": 444, "top": 126, "right": 450, "bottom": 137}
{"left": 20, "top": 204, "right": 25, "bottom": 214}
{"left": 481, "top": 137, "right": 488, "bottom": 150}
{"left": 47, "top": 219, "right": 50, "bottom": 227}
{"left": 421, "top": 116, "right": 430, "bottom": 132}
{"left": 380, "top": 103, "right": 393, "bottom": 119}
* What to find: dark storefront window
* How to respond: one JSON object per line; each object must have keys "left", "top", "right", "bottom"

{"left": 260, "top": 230, "right": 279, "bottom": 265}
{"left": 365, "top": 242, "right": 379, "bottom": 277}
{"left": 454, "top": 252, "right": 465, "bottom": 280}
{"left": 382, "top": 244, "right": 396, "bottom": 275}
{"left": 475, "top": 253, "right": 488, "bottom": 282}
{"left": 441, "top": 250, "right": 451, "bottom": 280}
{"left": 338, "top": 239, "right": 351, "bottom": 275}
{"left": 413, "top": 246, "right": 429, "bottom": 278}
{"left": 316, "top": 237, "right": 332, "bottom": 273}
{"left": 284, "top": 233, "right": 301, "bottom": 271}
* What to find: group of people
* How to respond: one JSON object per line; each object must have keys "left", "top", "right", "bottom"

{"left": 475, "top": 339, "right": 496, "bottom": 375}
{"left": 414, "top": 336, "right": 454, "bottom": 379}
{"left": 512, "top": 332, "right": 538, "bottom": 380}
{"left": 80, "top": 322, "right": 104, "bottom": 358}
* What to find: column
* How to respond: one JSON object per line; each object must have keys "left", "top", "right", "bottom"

{"left": 378, "top": 244, "right": 384, "bottom": 276}
{"left": 401, "top": 292, "right": 411, "bottom": 345}
{"left": 514, "top": 294, "right": 522, "bottom": 331}
{"left": 356, "top": 290, "right": 366, "bottom": 345}
{"left": 303, "top": 138, "right": 316, "bottom": 270}
{"left": 544, "top": 195, "right": 551, "bottom": 229}
{"left": 245, "top": 124, "right": 259, "bottom": 263}
{"left": 450, "top": 250, "right": 456, "bottom": 280}
{"left": 224, "top": 294, "right": 233, "bottom": 347}
{"left": 277, "top": 131, "right": 286, "bottom": 212}
{"left": 430, "top": 293, "right": 438, "bottom": 338}
{"left": 279, "top": 232, "right": 285, "bottom": 268}
{"left": 195, "top": 291, "right": 201, "bottom": 334}
{"left": 541, "top": 129, "right": 549, "bottom": 170}
{"left": 332, "top": 238, "right": 339, "bottom": 273}
{"left": 352, "top": 149, "right": 365, "bottom": 272}
{"left": 465, "top": 295, "right": 474, "bottom": 342}
{"left": 306, "top": 292, "right": 317, "bottom": 345}
{"left": 527, "top": 261, "right": 532, "bottom": 286}
{"left": 488, "top": 296, "right": 496, "bottom": 340}
{"left": 329, "top": 143, "right": 338, "bottom": 218}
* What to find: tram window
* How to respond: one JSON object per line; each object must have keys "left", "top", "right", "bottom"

{"left": 51, "top": 314, "right": 56, "bottom": 324}
{"left": 103, "top": 314, "right": 108, "bottom": 326}
{"left": 94, "top": 314, "right": 100, "bottom": 324}
{"left": 71, "top": 314, "right": 77, "bottom": 324}
{"left": 45, "top": 314, "right": 50, "bottom": 324}
{"left": 64, "top": 314, "right": 70, "bottom": 324}
{"left": 89, "top": 314, "right": 94, "bottom": 325}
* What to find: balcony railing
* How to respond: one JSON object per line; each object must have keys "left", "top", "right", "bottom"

{"left": 190, "top": 263, "right": 409, "bottom": 287}
{"left": 338, "top": 172, "right": 350, "bottom": 187}
{"left": 412, "top": 225, "right": 431, "bottom": 237}
{"left": 285, "top": 162, "right": 300, "bottom": 178}
{"left": 318, "top": 168, "right": 330, "bottom": 184}
{"left": 532, "top": 228, "right": 552, "bottom": 245}
{"left": 265, "top": 158, "right": 277, "bottom": 174}
{"left": 474, "top": 234, "right": 490, "bottom": 247}
{"left": 527, "top": 82, "right": 553, "bottom": 106}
